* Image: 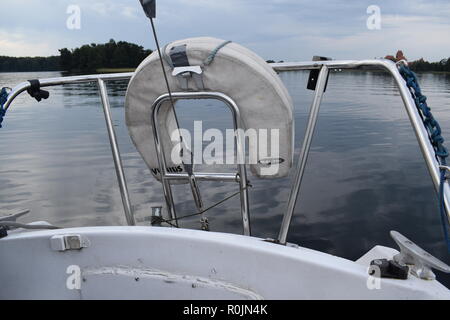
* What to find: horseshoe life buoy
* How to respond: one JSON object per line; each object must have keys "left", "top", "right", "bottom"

{"left": 125, "top": 37, "right": 294, "bottom": 182}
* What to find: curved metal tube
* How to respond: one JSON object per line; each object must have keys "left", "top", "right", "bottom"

{"left": 278, "top": 66, "right": 329, "bottom": 244}
{"left": 3, "top": 73, "right": 136, "bottom": 226}
{"left": 4, "top": 72, "right": 134, "bottom": 111}
{"left": 3, "top": 60, "right": 449, "bottom": 239}
{"left": 151, "top": 92, "right": 251, "bottom": 236}
{"left": 98, "top": 78, "right": 135, "bottom": 226}
{"left": 275, "top": 59, "right": 450, "bottom": 243}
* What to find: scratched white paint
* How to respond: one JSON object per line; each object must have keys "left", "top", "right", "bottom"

{"left": 82, "top": 265, "right": 263, "bottom": 300}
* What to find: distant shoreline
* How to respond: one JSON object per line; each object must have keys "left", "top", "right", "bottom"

{"left": 341, "top": 69, "right": 450, "bottom": 75}
{"left": 96, "top": 68, "right": 136, "bottom": 73}
{"left": 0, "top": 68, "right": 135, "bottom": 74}
{"left": 0, "top": 70, "right": 63, "bottom": 73}
{"left": 0, "top": 39, "right": 150, "bottom": 74}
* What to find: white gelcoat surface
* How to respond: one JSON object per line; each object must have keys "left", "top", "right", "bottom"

{"left": 1, "top": 226, "right": 449, "bottom": 299}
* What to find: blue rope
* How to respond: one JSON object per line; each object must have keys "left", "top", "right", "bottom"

{"left": 0, "top": 87, "right": 9, "bottom": 128}
{"left": 399, "top": 64, "right": 450, "bottom": 252}
{"left": 203, "top": 40, "right": 232, "bottom": 66}
{"left": 162, "top": 40, "right": 232, "bottom": 70}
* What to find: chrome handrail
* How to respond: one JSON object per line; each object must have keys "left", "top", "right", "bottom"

{"left": 3, "top": 72, "right": 134, "bottom": 111}
{"left": 150, "top": 92, "right": 251, "bottom": 236}
{"left": 3, "top": 59, "right": 449, "bottom": 241}
{"left": 278, "top": 65, "right": 329, "bottom": 244}
{"left": 273, "top": 59, "right": 450, "bottom": 243}
{"left": 98, "top": 78, "right": 135, "bottom": 226}
{"left": 4, "top": 72, "right": 136, "bottom": 226}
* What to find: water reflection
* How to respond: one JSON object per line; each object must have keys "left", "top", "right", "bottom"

{"left": 0, "top": 70, "right": 449, "bottom": 287}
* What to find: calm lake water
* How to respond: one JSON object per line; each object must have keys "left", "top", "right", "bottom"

{"left": 1, "top": 70, "right": 450, "bottom": 288}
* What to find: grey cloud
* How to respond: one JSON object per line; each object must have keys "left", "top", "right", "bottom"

{"left": 1, "top": 0, "right": 449, "bottom": 61}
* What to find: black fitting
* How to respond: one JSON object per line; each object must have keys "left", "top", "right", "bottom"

{"left": 307, "top": 56, "right": 331, "bottom": 92}
{"left": 139, "top": 0, "right": 156, "bottom": 18}
{"left": 150, "top": 215, "right": 163, "bottom": 226}
{"left": 0, "top": 226, "right": 7, "bottom": 239}
{"left": 369, "top": 258, "right": 409, "bottom": 280}
{"left": 27, "top": 79, "right": 49, "bottom": 102}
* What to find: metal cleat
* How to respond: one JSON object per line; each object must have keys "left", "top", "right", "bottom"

{"left": 0, "top": 208, "right": 30, "bottom": 222}
{"left": 390, "top": 230, "right": 450, "bottom": 280}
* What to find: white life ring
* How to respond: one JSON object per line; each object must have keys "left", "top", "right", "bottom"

{"left": 125, "top": 37, "right": 294, "bottom": 182}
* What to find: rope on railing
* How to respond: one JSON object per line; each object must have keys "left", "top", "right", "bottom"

{"left": 0, "top": 87, "right": 10, "bottom": 128}
{"left": 399, "top": 63, "right": 450, "bottom": 252}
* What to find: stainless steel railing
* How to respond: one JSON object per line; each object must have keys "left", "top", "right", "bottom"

{"left": 278, "top": 65, "right": 329, "bottom": 244}
{"left": 150, "top": 92, "right": 251, "bottom": 235}
{"left": 98, "top": 78, "right": 135, "bottom": 226}
{"left": 272, "top": 59, "right": 450, "bottom": 244}
{"left": 4, "top": 72, "right": 136, "bottom": 226}
{"left": 3, "top": 59, "right": 449, "bottom": 244}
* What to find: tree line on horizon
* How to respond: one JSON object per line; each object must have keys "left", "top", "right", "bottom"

{"left": 0, "top": 55, "right": 60, "bottom": 72}
{"left": 0, "top": 41, "right": 449, "bottom": 73}
{"left": 0, "top": 39, "right": 152, "bottom": 73}
{"left": 59, "top": 39, "right": 152, "bottom": 73}
{"left": 407, "top": 58, "right": 450, "bottom": 72}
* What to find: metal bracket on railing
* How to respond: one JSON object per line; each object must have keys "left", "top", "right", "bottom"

{"left": 27, "top": 80, "right": 49, "bottom": 102}
{"left": 439, "top": 165, "right": 450, "bottom": 179}
{"left": 391, "top": 231, "right": 450, "bottom": 280}
{"left": 307, "top": 56, "right": 331, "bottom": 91}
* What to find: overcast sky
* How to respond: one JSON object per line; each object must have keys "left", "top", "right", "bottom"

{"left": 1, "top": 0, "right": 450, "bottom": 62}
